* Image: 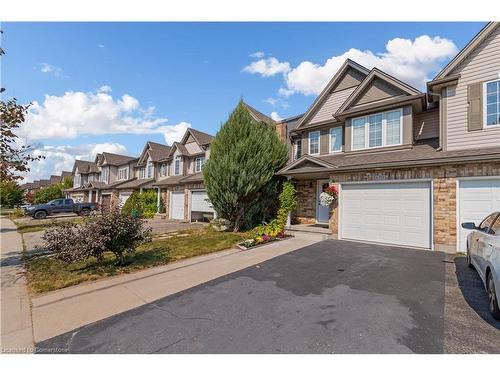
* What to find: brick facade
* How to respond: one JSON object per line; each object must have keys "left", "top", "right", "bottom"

{"left": 291, "top": 161, "right": 500, "bottom": 252}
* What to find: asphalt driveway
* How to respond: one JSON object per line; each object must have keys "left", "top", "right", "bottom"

{"left": 36, "top": 240, "right": 499, "bottom": 354}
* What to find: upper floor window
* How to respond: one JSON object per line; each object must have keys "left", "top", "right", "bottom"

{"left": 139, "top": 167, "right": 146, "bottom": 179}
{"left": 100, "top": 167, "right": 109, "bottom": 183}
{"left": 485, "top": 79, "right": 500, "bottom": 127}
{"left": 159, "top": 163, "right": 168, "bottom": 177}
{"left": 309, "top": 131, "right": 320, "bottom": 155}
{"left": 351, "top": 108, "right": 402, "bottom": 151}
{"left": 174, "top": 156, "right": 181, "bottom": 175}
{"left": 74, "top": 174, "right": 81, "bottom": 187}
{"left": 195, "top": 156, "right": 205, "bottom": 173}
{"left": 118, "top": 167, "right": 128, "bottom": 180}
{"left": 146, "top": 161, "right": 154, "bottom": 178}
{"left": 87, "top": 174, "right": 94, "bottom": 182}
{"left": 293, "top": 139, "right": 302, "bottom": 160}
{"left": 330, "top": 127, "right": 343, "bottom": 153}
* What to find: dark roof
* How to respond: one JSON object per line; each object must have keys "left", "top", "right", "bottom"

{"left": 49, "top": 175, "right": 62, "bottom": 184}
{"left": 39, "top": 179, "right": 50, "bottom": 187}
{"left": 143, "top": 142, "right": 171, "bottom": 163}
{"left": 279, "top": 140, "right": 500, "bottom": 175}
{"left": 243, "top": 102, "right": 276, "bottom": 124}
{"left": 61, "top": 171, "right": 73, "bottom": 180}
{"left": 152, "top": 175, "right": 186, "bottom": 187}
{"left": 179, "top": 172, "right": 203, "bottom": 183}
{"left": 115, "top": 178, "right": 155, "bottom": 190}
{"left": 74, "top": 160, "right": 99, "bottom": 174}
{"left": 100, "top": 152, "right": 138, "bottom": 166}
{"left": 188, "top": 128, "right": 214, "bottom": 146}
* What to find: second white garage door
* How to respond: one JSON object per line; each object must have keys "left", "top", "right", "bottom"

{"left": 341, "top": 181, "right": 432, "bottom": 249}
{"left": 191, "top": 190, "right": 214, "bottom": 213}
{"left": 458, "top": 178, "right": 500, "bottom": 252}
{"left": 170, "top": 191, "right": 185, "bottom": 220}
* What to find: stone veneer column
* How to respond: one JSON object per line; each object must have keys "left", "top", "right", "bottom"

{"left": 162, "top": 189, "right": 170, "bottom": 218}
{"left": 328, "top": 182, "right": 339, "bottom": 238}
{"left": 433, "top": 175, "right": 457, "bottom": 252}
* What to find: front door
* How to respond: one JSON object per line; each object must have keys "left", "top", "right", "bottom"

{"left": 316, "top": 180, "right": 330, "bottom": 224}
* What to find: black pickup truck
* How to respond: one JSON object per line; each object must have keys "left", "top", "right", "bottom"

{"left": 25, "top": 198, "right": 98, "bottom": 219}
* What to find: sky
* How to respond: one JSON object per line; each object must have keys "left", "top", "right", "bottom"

{"left": 1, "top": 22, "right": 486, "bottom": 181}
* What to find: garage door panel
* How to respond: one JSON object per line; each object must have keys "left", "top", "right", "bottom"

{"left": 191, "top": 191, "right": 214, "bottom": 213}
{"left": 459, "top": 179, "right": 500, "bottom": 252}
{"left": 171, "top": 192, "right": 185, "bottom": 220}
{"left": 341, "top": 182, "right": 431, "bottom": 249}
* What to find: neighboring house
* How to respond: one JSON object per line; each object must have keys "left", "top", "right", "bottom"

{"left": 276, "top": 22, "right": 500, "bottom": 253}
{"left": 152, "top": 128, "right": 215, "bottom": 221}
{"left": 65, "top": 160, "right": 100, "bottom": 202}
{"left": 114, "top": 141, "right": 171, "bottom": 209}
{"left": 93, "top": 152, "right": 138, "bottom": 210}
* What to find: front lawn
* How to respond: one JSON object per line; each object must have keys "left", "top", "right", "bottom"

{"left": 15, "top": 217, "right": 84, "bottom": 234}
{"left": 25, "top": 228, "right": 244, "bottom": 294}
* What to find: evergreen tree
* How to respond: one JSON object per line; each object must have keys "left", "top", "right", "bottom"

{"left": 204, "top": 100, "right": 288, "bottom": 231}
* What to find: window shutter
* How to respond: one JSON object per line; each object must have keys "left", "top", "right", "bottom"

{"left": 467, "top": 82, "right": 483, "bottom": 131}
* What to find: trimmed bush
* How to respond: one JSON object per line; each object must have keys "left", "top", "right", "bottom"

{"left": 34, "top": 184, "right": 64, "bottom": 204}
{"left": 121, "top": 190, "right": 158, "bottom": 218}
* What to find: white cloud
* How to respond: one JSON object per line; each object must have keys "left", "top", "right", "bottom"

{"left": 20, "top": 87, "right": 191, "bottom": 144}
{"left": 270, "top": 111, "right": 282, "bottom": 121}
{"left": 246, "top": 35, "right": 457, "bottom": 96}
{"left": 97, "top": 44, "right": 105, "bottom": 49}
{"left": 20, "top": 142, "right": 128, "bottom": 182}
{"left": 242, "top": 57, "right": 291, "bottom": 77}
{"left": 250, "top": 51, "right": 265, "bottom": 59}
{"left": 40, "top": 62, "right": 68, "bottom": 78}
{"left": 263, "top": 97, "right": 290, "bottom": 109}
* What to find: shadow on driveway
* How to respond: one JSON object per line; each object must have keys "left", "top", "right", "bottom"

{"left": 453, "top": 257, "right": 500, "bottom": 329}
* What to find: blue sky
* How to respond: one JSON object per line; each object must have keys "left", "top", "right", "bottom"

{"left": 1, "top": 22, "right": 485, "bottom": 180}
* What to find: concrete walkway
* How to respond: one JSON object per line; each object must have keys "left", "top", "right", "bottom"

{"left": 0, "top": 216, "right": 34, "bottom": 353}
{"left": 31, "top": 231, "right": 326, "bottom": 343}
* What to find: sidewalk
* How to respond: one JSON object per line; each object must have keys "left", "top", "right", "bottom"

{"left": 0, "top": 216, "right": 34, "bottom": 353}
{"left": 32, "top": 231, "right": 326, "bottom": 343}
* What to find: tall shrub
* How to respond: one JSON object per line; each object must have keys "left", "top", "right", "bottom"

{"left": 203, "top": 100, "right": 288, "bottom": 231}
{"left": 121, "top": 190, "right": 157, "bottom": 218}
{"left": 33, "top": 184, "right": 64, "bottom": 204}
{"left": 0, "top": 181, "right": 24, "bottom": 207}
{"left": 276, "top": 181, "right": 298, "bottom": 229}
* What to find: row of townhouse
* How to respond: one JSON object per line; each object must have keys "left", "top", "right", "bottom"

{"left": 274, "top": 22, "right": 500, "bottom": 253}
{"left": 63, "top": 103, "right": 275, "bottom": 222}
{"left": 20, "top": 171, "right": 73, "bottom": 194}
{"left": 34, "top": 22, "right": 499, "bottom": 253}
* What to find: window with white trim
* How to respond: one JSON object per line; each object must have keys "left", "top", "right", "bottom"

{"left": 159, "top": 163, "right": 168, "bottom": 177}
{"left": 308, "top": 131, "right": 320, "bottom": 155}
{"left": 329, "top": 127, "right": 343, "bottom": 153}
{"left": 174, "top": 156, "right": 181, "bottom": 175}
{"left": 139, "top": 167, "right": 146, "bottom": 179}
{"left": 195, "top": 156, "right": 205, "bottom": 172}
{"left": 118, "top": 167, "right": 128, "bottom": 180}
{"left": 146, "top": 161, "right": 154, "bottom": 178}
{"left": 351, "top": 108, "right": 403, "bottom": 150}
{"left": 100, "top": 167, "right": 109, "bottom": 183}
{"left": 485, "top": 79, "right": 500, "bottom": 127}
{"left": 293, "top": 138, "right": 302, "bottom": 160}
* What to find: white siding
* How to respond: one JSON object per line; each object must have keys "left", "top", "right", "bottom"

{"left": 446, "top": 25, "right": 500, "bottom": 150}
{"left": 309, "top": 87, "right": 356, "bottom": 124}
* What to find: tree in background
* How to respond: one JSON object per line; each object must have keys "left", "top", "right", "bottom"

{"left": 0, "top": 181, "right": 24, "bottom": 208}
{"left": 61, "top": 177, "right": 73, "bottom": 190}
{"left": 121, "top": 190, "right": 158, "bottom": 218}
{"left": 33, "top": 184, "right": 64, "bottom": 204}
{"left": 203, "top": 100, "right": 288, "bottom": 232}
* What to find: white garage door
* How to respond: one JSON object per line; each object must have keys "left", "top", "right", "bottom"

{"left": 119, "top": 192, "right": 131, "bottom": 207}
{"left": 341, "top": 181, "right": 431, "bottom": 249}
{"left": 458, "top": 178, "right": 500, "bottom": 252}
{"left": 191, "top": 190, "right": 214, "bottom": 212}
{"left": 171, "top": 191, "right": 185, "bottom": 220}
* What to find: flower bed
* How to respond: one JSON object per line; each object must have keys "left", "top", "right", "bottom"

{"left": 237, "top": 232, "right": 293, "bottom": 250}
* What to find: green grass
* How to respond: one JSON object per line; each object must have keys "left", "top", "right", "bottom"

{"left": 15, "top": 217, "right": 84, "bottom": 233}
{"left": 25, "top": 228, "right": 244, "bottom": 295}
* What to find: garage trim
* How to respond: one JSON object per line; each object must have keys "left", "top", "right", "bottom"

{"left": 338, "top": 179, "right": 434, "bottom": 250}
{"left": 456, "top": 176, "right": 500, "bottom": 253}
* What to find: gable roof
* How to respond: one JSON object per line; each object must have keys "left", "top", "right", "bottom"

{"left": 73, "top": 160, "right": 99, "bottom": 174}
{"left": 61, "top": 171, "right": 73, "bottom": 180}
{"left": 182, "top": 128, "right": 214, "bottom": 146}
{"left": 334, "top": 68, "right": 422, "bottom": 115}
{"left": 242, "top": 102, "right": 276, "bottom": 124}
{"left": 295, "top": 59, "right": 370, "bottom": 130}
{"left": 49, "top": 175, "right": 62, "bottom": 184}
{"left": 100, "top": 152, "right": 137, "bottom": 166}
{"left": 433, "top": 22, "right": 498, "bottom": 80}
{"left": 278, "top": 155, "right": 338, "bottom": 174}
{"left": 137, "top": 141, "right": 171, "bottom": 165}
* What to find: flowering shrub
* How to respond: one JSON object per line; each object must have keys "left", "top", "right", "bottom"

{"left": 325, "top": 184, "right": 338, "bottom": 199}
{"left": 41, "top": 210, "right": 152, "bottom": 265}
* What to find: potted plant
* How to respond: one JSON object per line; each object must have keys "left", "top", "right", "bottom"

{"left": 319, "top": 184, "right": 338, "bottom": 207}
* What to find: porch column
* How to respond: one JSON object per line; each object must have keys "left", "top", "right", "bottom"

{"left": 157, "top": 187, "right": 161, "bottom": 213}
{"left": 286, "top": 176, "right": 292, "bottom": 229}
{"left": 88, "top": 190, "right": 93, "bottom": 203}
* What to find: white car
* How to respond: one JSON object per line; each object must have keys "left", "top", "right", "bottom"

{"left": 462, "top": 212, "right": 500, "bottom": 320}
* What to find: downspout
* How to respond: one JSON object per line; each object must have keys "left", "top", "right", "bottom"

{"left": 428, "top": 90, "right": 443, "bottom": 151}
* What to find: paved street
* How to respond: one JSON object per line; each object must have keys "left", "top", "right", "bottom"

{"left": 36, "top": 239, "right": 500, "bottom": 354}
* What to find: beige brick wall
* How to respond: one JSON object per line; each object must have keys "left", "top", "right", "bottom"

{"left": 292, "top": 180, "right": 316, "bottom": 224}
